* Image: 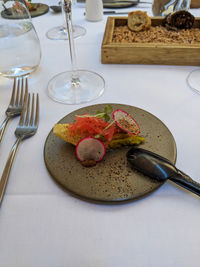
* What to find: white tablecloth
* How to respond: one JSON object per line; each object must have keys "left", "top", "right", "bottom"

{"left": 0, "top": 2, "right": 200, "bottom": 266}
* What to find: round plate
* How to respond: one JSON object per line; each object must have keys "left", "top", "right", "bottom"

{"left": 103, "top": 0, "right": 138, "bottom": 8}
{"left": 1, "top": 3, "right": 49, "bottom": 19}
{"left": 44, "top": 104, "right": 177, "bottom": 204}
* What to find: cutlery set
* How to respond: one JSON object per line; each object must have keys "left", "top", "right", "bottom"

{"left": 0, "top": 79, "right": 199, "bottom": 203}
{"left": 0, "top": 77, "right": 39, "bottom": 206}
{"left": 50, "top": 0, "right": 151, "bottom": 13}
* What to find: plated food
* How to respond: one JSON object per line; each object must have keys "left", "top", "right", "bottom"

{"left": 13, "top": 0, "right": 40, "bottom": 12}
{"left": 2, "top": 1, "right": 49, "bottom": 19}
{"left": 44, "top": 104, "right": 177, "bottom": 203}
{"left": 53, "top": 105, "right": 145, "bottom": 167}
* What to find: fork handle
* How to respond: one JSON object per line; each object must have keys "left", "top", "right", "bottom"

{"left": 0, "top": 138, "right": 21, "bottom": 206}
{"left": 0, "top": 117, "right": 10, "bottom": 145}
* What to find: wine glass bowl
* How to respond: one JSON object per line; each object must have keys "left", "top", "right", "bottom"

{"left": 46, "top": 24, "right": 86, "bottom": 40}
{"left": 48, "top": 70, "right": 105, "bottom": 104}
{"left": 187, "top": 69, "right": 200, "bottom": 94}
{"left": 46, "top": 0, "right": 86, "bottom": 40}
{"left": 0, "top": 0, "right": 41, "bottom": 78}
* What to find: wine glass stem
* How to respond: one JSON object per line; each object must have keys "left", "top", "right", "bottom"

{"left": 63, "top": 0, "right": 80, "bottom": 85}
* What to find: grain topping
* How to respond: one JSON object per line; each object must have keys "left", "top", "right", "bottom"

{"left": 113, "top": 25, "right": 200, "bottom": 44}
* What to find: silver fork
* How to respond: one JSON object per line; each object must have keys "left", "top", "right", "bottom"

{"left": 0, "top": 77, "right": 28, "bottom": 145}
{"left": 0, "top": 93, "right": 39, "bottom": 206}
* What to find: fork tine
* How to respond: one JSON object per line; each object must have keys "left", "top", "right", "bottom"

{"left": 25, "top": 94, "right": 30, "bottom": 126}
{"left": 34, "top": 93, "right": 39, "bottom": 127}
{"left": 19, "top": 77, "right": 28, "bottom": 107}
{"left": 30, "top": 93, "right": 35, "bottom": 125}
{"left": 15, "top": 78, "right": 20, "bottom": 107}
{"left": 19, "top": 77, "right": 23, "bottom": 106}
{"left": 19, "top": 92, "right": 29, "bottom": 126}
{"left": 9, "top": 78, "right": 17, "bottom": 106}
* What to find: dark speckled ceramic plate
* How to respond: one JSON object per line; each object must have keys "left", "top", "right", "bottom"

{"left": 44, "top": 104, "right": 177, "bottom": 204}
{"left": 103, "top": 1, "right": 138, "bottom": 8}
{"left": 1, "top": 3, "right": 49, "bottom": 19}
{"left": 77, "top": 0, "right": 139, "bottom": 8}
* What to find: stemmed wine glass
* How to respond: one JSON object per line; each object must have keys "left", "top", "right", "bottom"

{"left": 187, "top": 69, "right": 200, "bottom": 94}
{"left": 47, "top": 0, "right": 105, "bottom": 104}
{"left": 46, "top": 0, "right": 86, "bottom": 40}
{"left": 0, "top": 0, "right": 41, "bottom": 78}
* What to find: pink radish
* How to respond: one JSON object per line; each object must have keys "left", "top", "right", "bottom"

{"left": 113, "top": 109, "right": 140, "bottom": 135}
{"left": 75, "top": 137, "right": 106, "bottom": 162}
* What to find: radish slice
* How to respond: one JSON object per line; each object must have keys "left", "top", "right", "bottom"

{"left": 113, "top": 109, "right": 140, "bottom": 135}
{"left": 75, "top": 137, "right": 106, "bottom": 162}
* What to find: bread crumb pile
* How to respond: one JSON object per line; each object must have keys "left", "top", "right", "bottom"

{"left": 112, "top": 25, "right": 200, "bottom": 44}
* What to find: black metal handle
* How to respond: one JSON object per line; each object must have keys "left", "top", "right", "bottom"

{"left": 170, "top": 170, "right": 200, "bottom": 197}
{"left": 103, "top": 11, "right": 116, "bottom": 14}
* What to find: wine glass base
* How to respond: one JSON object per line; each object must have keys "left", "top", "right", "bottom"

{"left": 46, "top": 25, "right": 86, "bottom": 40}
{"left": 187, "top": 69, "right": 200, "bottom": 94}
{"left": 47, "top": 70, "right": 105, "bottom": 104}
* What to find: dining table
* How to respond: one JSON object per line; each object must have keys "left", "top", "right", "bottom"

{"left": 0, "top": 0, "right": 200, "bottom": 266}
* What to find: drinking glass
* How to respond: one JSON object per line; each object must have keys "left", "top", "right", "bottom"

{"left": 0, "top": 0, "right": 41, "bottom": 78}
{"left": 187, "top": 69, "right": 200, "bottom": 94}
{"left": 47, "top": 0, "right": 105, "bottom": 104}
{"left": 46, "top": 0, "right": 86, "bottom": 40}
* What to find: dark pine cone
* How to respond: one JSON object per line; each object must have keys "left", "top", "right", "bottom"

{"left": 163, "top": 10, "right": 195, "bottom": 31}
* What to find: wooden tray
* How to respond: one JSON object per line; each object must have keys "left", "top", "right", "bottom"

{"left": 191, "top": 0, "right": 200, "bottom": 8}
{"left": 101, "top": 17, "right": 200, "bottom": 65}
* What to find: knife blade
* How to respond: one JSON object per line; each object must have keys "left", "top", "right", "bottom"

{"left": 103, "top": 11, "right": 130, "bottom": 14}
{"left": 83, "top": 11, "right": 129, "bottom": 15}
{"left": 103, "top": 10, "right": 132, "bottom": 14}
{"left": 78, "top": 0, "right": 150, "bottom": 3}
{"left": 83, "top": 9, "right": 147, "bottom": 16}
{"left": 102, "top": 9, "right": 149, "bottom": 14}
{"left": 103, "top": 0, "right": 151, "bottom": 3}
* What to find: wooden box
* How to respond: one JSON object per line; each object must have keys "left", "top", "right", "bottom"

{"left": 101, "top": 17, "right": 200, "bottom": 65}
{"left": 191, "top": 0, "right": 200, "bottom": 8}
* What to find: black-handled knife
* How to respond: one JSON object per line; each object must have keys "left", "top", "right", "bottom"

{"left": 84, "top": 9, "right": 147, "bottom": 16}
